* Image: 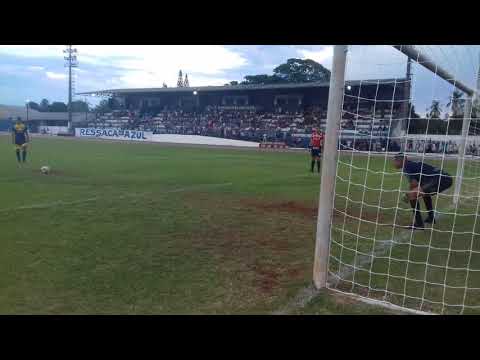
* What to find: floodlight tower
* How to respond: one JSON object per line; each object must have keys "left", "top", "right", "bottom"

{"left": 64, "top": 45, "right": 78, "bottom": 131}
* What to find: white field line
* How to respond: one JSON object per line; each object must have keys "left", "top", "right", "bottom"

{"left": 328, "top": 204, "right": 455, "bottom": 287}
{"left": 0, "top": 182, "right": 233, "bottom": 213}
{"left": 272, "top": 284, "right": 320, "bottom": 315}
{"left": 274, "top": 204, "right": 455, "bottom": 315}
{"left": 327, "top": 287, "right": 435, "bottom": 315}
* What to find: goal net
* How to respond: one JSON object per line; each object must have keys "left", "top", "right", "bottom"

{"left": 315, "top": 45, "right": 480, "bottom": 314}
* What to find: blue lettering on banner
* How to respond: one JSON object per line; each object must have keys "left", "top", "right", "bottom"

{"left": 77, "top": 128, "right": 151, "bottom": 141}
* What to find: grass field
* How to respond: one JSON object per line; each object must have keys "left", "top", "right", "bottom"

{"left": 331, "top": 152, "right": 480, "bottom": 314}
{"left": 2, "top": 134, "right": 477, "bottom": 314}
{"left": 0, "top": 135, "right": 397, "bottom": 314}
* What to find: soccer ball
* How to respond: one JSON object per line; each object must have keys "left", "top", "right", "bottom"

{"left": 40, "top": 166, "right": 51, "bottom": 174}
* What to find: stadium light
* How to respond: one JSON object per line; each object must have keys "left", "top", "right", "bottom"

{"left": 346, "top": 85, "right": 352, "bottom": 91}
{"left": 193, "top": 91, "right": 198, "bottom": 95}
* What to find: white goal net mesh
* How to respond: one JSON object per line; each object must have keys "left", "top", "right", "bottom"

{"left": 326, "top": 45, "right": 480, "bottom": 314}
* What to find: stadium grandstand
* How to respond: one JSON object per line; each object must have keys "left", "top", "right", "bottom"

{"left": 78, "top": 79, "right": 405, "bottom": 150}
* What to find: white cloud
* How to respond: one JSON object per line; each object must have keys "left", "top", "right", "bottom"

{"left": 0, "top": 45, "right": 248, "bottom": 90}
{"left": 298, "top": 46, "right": 334, "bottom": 69}
{"left": 27, "top": 66, "right": 44, "bottom": 71}
{"left": 46, "top": 71, "right": 67, "bottom": 80}
{"left": 0, "top": 45, "right": 64, "bottom": 58}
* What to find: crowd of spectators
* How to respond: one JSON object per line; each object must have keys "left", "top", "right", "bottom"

{"left": 85, "top": 107, "right": 480, "bottom": 155}
{"left": 405, "top": 139, "right": 479, "bottom": 156}
{"left": 89, "top": 106, "right": 394, "bottom": 149}
{"left": 406, "top": 139, "right": 458, "bottom": 154}
{"left": 339, "top": 138, "right": 401, "bottom": 152}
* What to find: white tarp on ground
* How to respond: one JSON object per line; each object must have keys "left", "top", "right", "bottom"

{"left": 150, "top": 134, "right": 259, "bottom": 148}
{"left": 74, "top": 128, "right": 259, "bottom": 147}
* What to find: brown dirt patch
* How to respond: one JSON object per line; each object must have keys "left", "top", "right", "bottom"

{"left": 243, "top": 199, "right": 317, "bottom": 218}
{"left": 242, "top": 198, "right": 389, "bottom": 225}
{"left": 250, "top": 264, "right": 281, "bottom": 294}
{"left": 332, "top": 206, "right": 390, "bottom": 224}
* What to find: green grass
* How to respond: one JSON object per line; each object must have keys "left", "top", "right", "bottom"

{"left": 330, "top": 153, "right": 480, "bottom": 314}
{"left": 1, "top": 134, "right": 476, "bottom": 314}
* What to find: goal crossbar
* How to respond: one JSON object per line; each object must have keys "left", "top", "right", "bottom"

{"left": 393, "top": 45, "right": 477, "bottom": 97}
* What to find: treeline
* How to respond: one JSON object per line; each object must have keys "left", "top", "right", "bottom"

{"left": 407, "top": 119, "right": 480, "bottom": 135}
{"left": 27, "top": 99, "right": 89, "bottom": 113}
{"left": 224, "top": 58, "right": 331, "bottom": 86}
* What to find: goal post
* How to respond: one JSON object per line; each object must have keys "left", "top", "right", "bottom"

{"left": 453, "top": 96, "right": 473, "bottom": 205}
{"left": 313, "top": 45, "right": 348, "bottom": 288}
{"left": 313, "top": 45, "right": 480, "bottom": 314}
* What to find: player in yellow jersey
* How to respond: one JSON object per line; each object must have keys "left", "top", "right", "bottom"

{"left": 11, "top": 117, "right": 30, "bottom": 164}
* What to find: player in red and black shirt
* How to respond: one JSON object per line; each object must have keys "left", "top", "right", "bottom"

{"left": 309, "top": 128, "right": 324, "bottom": 173}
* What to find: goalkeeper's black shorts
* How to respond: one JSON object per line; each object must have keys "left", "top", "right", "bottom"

{"left": 421, "top": 174, "right": 453, "bottom": 195}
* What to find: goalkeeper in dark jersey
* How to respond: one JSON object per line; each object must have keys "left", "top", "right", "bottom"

{"left": 393, "top": 153, "right": 453, "bottom": 229}
{"left": 11, "top": 117, "right": 30, "bottom": 164}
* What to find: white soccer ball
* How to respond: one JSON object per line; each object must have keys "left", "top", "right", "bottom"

{"left": 40, "top": 166, "right": 51, "bottom": 174}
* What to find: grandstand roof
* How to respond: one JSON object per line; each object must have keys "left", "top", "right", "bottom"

{"left": 77, "top": 78, "right": 406, "bottom": 96}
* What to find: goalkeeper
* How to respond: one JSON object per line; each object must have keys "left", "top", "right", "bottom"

{"left": 393, "top": 153, "right": 453, "bottom": 229}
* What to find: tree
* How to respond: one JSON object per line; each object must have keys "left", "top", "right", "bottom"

{"left": 95, "top": 99, "right": 110, "bottom": 114}
{"left": 471, "top": 98, "right": 480, "bottom": 119}
{"left": 71, "top": 100, "right": 88, "bottom": 113}
{"left": 447, "top": 90, "right": 464, "bottom": 118}
{"left": 273, "top": 58, "right": 330, "bottom": 83}
{"left": 409, "top": 104, "right": 420, "bottom": 119}
{"left": 27, "top": 101, "right": 40, "bottom": 111}
{"left": 427, "top": 100, "right": 442, "bottom": 119}
{"left": 240, "top": 58, "right": 331, "bottom": 85}
{"left": 49, "top": 102, "right": 68, "bottom": 112}
{"left": 241, "top": 74, "right": 283, "bottom": 85}
{"left": 93, "top": 96, "right": 121, "bottom": 113}
{"left": 107, "top": 97, "right": 122, "bottom": 110}
{"left": 40, "top": 99, "right": 50, "bottom": 112}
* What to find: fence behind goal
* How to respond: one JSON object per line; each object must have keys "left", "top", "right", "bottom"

{"left": 314, "top": 45, "right": 480, "bottom": 314}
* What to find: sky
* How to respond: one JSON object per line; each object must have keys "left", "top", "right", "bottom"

{"left": 0, "top": 45, "right": 478, "bottom": 115}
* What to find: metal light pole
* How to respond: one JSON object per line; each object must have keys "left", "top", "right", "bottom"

{"left": 25, "top": 100, "right": 30, "bottom": 122}
{"left": 64, "top": 45, "right": 78, "bottom": 132}
{"left": 84, "top": 96, "right": 89, "bottom": 123}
